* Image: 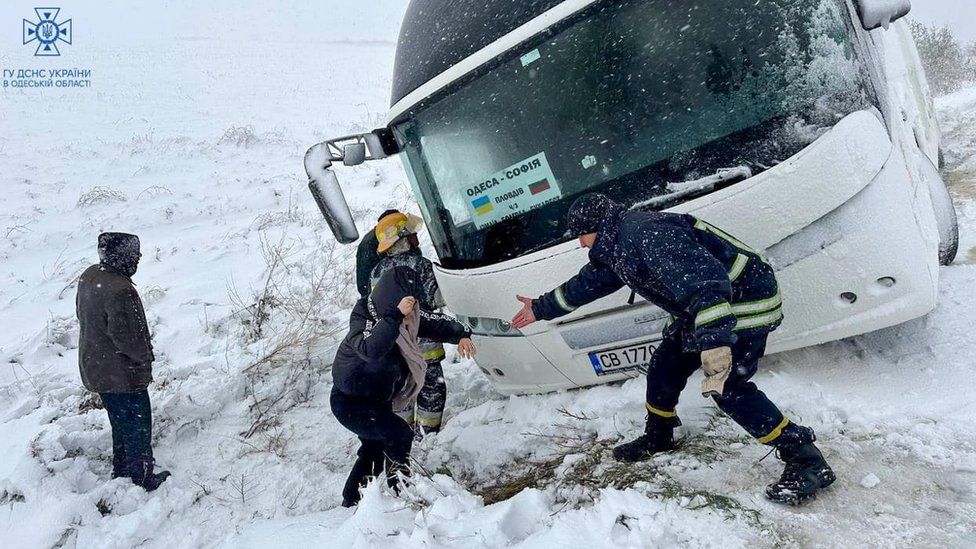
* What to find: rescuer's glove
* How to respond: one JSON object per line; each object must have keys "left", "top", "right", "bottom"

{"left": 700, "top": 346, "right": 733, "bottom": 398}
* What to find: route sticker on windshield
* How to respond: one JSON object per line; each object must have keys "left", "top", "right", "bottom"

{"left": 463, "top": 152, "right": 562, "bottom": 230}
{"left": 520, "top": 49, "right": 541, "bottom": 67}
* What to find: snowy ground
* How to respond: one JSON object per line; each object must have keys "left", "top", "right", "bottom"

{"left": 2, "top": 2, "right": 976, "bottom": 548}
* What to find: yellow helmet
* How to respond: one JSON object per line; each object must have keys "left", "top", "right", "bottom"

{"left": 375, "top": 211, "right": 424, "bottom": 253}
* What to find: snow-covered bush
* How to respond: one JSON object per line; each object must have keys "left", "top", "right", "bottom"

{"left": 76, "top": 186, "right": 127, "bottom": 206}
{"left": 218, "top": 125, "right": 259, "bottom": 148}
{"left": 910, "top": 21, "right": 976, "bottom": 95}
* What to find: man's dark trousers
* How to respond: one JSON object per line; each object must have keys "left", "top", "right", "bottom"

{"left": 644, "top": 333, "right": 791, "bottom": 443}
{"left": 101, "top": 390, "right": 153, "bottom": 478}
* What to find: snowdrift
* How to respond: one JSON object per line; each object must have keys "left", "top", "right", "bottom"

{"left": 1, "top": 2, "right": 974, "bottom": 547}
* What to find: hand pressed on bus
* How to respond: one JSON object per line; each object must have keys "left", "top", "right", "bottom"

{"left": 456, "top": 338, "right": 476, "bottom": 359}
{"left": 511, "top": 295, "right": 537, "bottom": 329}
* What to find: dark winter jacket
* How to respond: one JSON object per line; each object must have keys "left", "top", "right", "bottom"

{"left": 76, "top": 264, "right": 155, "bottom": 393}
{"left": 332, "top": 266, "right": 470, "bottom": 403}
{"left": 355, "top": 231, "right": 381, "bottom": 297}
{"left": 371, "top": 249, "right": 444, "bottom": 311}
{"left": 371, "top": 248, "right": 448, "bottom": 362}
{"left": 533, "top": 205, "right": 781, "bottom": 352}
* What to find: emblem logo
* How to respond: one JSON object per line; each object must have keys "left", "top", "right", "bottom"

{"left": 23, "top": 8, "right": 72, "bottom": 57}
{"left": 632, "top": 313, "right": 659, "bottom": 325}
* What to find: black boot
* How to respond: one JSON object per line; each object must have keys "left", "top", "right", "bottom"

{"left": 132, "top": 461, "right": 171, "bottom": 492}
{"left": 612, "top": 422, "right": 675, "bottom": 463}
{"left": 140, "top": 470, "right": 171, "bottom": 492}
{"left": 342, "top": 442, "right": 385, "bottom": 507}
{"left": 385, "top": 459, "right": 411, "bottom": 495}
{"left": 341, "top": 456, "right": 377, "bottom": 507}
{"left": 765, "top": 429, "right": 835, "bottom": 505}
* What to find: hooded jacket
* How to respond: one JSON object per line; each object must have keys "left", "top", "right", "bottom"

{"left": 355, "top": 230, "right": 381, "bottom": 298}
{"left": 76, "top": 263, "right": 155, "bottom": 393}
{"left": 371, "top": 248, "right": 444, "bottom": 311}
{"left": 371, "top": 247, "right": 448, "bottom": 364}
{"left": 332, "top": 266, "right": 470, "bottom": 402}
{"left": 532, "top": 199, "right": 781, "bottom": 351}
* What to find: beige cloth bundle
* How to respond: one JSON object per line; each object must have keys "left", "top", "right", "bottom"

{"left": 392, "top": 308, "right": 427, "bottom": 412}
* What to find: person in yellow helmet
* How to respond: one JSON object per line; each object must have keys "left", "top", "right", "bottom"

{"left": 370, "top": 210, "right": 467, "bottom": 434}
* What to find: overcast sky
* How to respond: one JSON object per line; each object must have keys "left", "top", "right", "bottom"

{"left": 910, "top": 0, "right": 976, "bottom": 43}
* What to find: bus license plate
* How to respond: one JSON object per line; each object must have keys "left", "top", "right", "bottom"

{"left": 588, "top": 342, "right": 657, "bottom": 376}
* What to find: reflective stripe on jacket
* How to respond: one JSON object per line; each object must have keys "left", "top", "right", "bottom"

{"left": 532, "top": 207, "right": 781, "bottom": 352}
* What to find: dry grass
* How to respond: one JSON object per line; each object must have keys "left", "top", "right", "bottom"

{"left": 226, "top": 230, "right": 348, "bottom": 455}
{"left": 77, "top": 186, "right": 126, "bottom": 206}
{"left": 218, "top": 125, "right": 259, "bottom": 148}
{"left": 462, "top": 408, "right": 765, "bottom": 527}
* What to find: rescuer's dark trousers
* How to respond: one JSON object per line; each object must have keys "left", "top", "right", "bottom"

{"left": 100, "top": 390, "right": 154, "bottom": 478}
{"left": 330, "top": 391, "right": 414, "bottom": 505}
{"left": 416, "top": 361, "right": 447, "bottom": 432}
{"left": 644, "top": 333, "right": 797, "bottom": 445}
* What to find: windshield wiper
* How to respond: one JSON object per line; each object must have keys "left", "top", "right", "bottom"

{"left": 629, "top": 166, "right": 753, "bottom": 211}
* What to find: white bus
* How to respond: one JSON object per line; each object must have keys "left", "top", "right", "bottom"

{"left": 306, "top": 0, "right": 958, "bottom": 394}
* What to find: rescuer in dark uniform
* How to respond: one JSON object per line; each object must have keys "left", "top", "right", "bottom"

{"left": 370, "top": 210, "right": 453, "bottom": 433}
{"left": 510, "top": 193, "right": 835, "bottom": 505}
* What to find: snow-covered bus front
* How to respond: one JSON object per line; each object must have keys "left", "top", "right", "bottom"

{"left": 306, "top": 0, "right": 957, "bottom": 394}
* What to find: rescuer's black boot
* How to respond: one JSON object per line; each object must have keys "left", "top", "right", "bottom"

{"left": 765, "top": 428, "right": 835, "bottom": 505}
{"left": 612, "top": 422, "right": 675, "bottom": 463}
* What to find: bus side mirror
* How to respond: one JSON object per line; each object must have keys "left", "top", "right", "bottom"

{"left": 305, "top": 143, "right": 359, "bottom": 243}
{"left": 343, "top": 143, "right": 367, "bottom": 166}
{"left": 302, "top": 128, "right": 402, "bottom": 243}
{"left": 853, "top": 0, "right": 911, "bottom": 31}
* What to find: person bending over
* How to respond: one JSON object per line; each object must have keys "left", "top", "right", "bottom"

{"left": 511, "top": 194, "right": 834, "bottom": 505}
{"left": 330, "top": 266, "right": 474, "bottom": 507}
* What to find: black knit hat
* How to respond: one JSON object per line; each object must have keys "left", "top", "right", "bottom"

{"left": 566, "top": 194, "right": 622, "bottom": 237}
{"left": 377, "top": 209, "right": 401, "bottom": 223}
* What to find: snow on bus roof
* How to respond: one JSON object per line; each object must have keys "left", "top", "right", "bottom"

{"left": 391, "top": 0, "right": 568, "bottom": 107}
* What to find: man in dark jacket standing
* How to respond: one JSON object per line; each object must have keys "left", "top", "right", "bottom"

{"left": 511, "top": 194, "right": 834, "bottom": 505}
{"left": 76, "top": 233, "right": 170, "bottom": 491}
{"left": 331, "top": 266, "right": 474, "bottom": 507}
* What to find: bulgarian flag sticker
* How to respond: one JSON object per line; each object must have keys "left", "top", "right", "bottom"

{"left": 528, "top": 179, "right": 551, "bottom": 195}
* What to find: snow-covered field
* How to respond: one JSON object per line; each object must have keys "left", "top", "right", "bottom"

{"left": 1, "top": 2, "right": 975, "bottom": 548}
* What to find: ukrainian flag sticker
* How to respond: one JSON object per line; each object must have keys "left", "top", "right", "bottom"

{"left": 472, "top": 196, "right": 493, "bottom": 215}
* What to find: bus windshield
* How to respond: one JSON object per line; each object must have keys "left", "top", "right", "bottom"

{"left": 394, "top": 0, "right": 877, "bottom": 269}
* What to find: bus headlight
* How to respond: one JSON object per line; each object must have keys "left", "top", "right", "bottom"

{"left": 455, "top": 314, "right": 524, "bottom": 337}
